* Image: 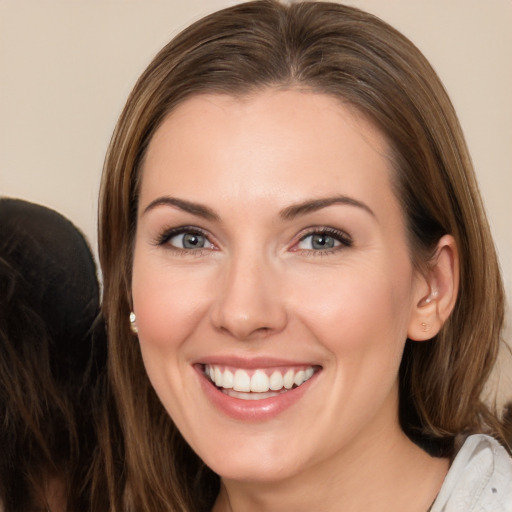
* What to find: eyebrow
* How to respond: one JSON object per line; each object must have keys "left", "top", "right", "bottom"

{"left": 279, "top": 196, "right": 376, "bottom": 220}
{"left": 142, "top": 196, "right": 220, "bottom": 221}
{"left": 142, "top": 194, "right": 375, "bottom": 222}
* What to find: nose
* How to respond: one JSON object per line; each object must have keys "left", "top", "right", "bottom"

{"left": 210, "top": 252, "right": 288, "bottom": 341}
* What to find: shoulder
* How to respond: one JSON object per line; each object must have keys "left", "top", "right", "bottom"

{"left": 432, "top": 434, "right": 512, "bottom": 511}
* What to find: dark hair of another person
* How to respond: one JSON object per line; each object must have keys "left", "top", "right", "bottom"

{"left": 96, "top": 1, "right": 507, "bottom": 510}
{"left": 0, "top": 198, "right": 106, "bottom": 512}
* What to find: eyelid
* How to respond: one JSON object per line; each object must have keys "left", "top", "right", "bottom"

{"left": 152, "top": 225, "right": 352, "bottom": 255}
{"left": 154, "top": 225, "right": 216, "bottom": 249}
{"left": 291, "top": 226, "right": 353, "bottom": 252}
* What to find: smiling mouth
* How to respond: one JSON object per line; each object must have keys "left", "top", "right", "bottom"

{"left": 203, "top": 364, "right": 318, "bottom": 401}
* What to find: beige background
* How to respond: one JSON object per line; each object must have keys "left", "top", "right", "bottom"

{"left": 1, "top": 1, "right": 511, "bottom": 398}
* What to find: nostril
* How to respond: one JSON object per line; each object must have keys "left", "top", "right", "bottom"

{"left": 218, "top": 323, "right": 272, "bottom": 341}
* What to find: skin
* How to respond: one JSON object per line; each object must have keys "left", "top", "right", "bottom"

{"left": 45, "top": 477, "right": 67, "bottom": 512}
{"left": 131, "top": 90, "right": 456, "bottom": 512}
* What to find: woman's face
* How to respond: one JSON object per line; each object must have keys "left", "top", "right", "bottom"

{"left": 132, "top": 90, "right": 426, "bottom": 482}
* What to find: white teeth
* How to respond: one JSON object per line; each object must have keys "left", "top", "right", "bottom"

{"left": 233, "top": 369, "right": 251, "bottom": 392}
{"left": 294, "top": 370, "right": 305, "bottom": 386}
{"left": 205, "top": 364, "right": 316, "bottom": 395}
{"left": 283, "top": 369, "right": 294, "bottom": 389}
{"left": 250, "top": 370, "right": 269, "bottom": 392}
{"left": 214, "top": 366, "right": 223, "bottom": 387}
{"left": 223, "top": 369, "right": 234, "bottom": 389}
{"left": 223, "top": 389, "right": 283, "bottom": 400}
{"left": 269, "top": 370, "right": 284, "bottom": 391}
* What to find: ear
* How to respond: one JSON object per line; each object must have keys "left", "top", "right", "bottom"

{"left": 407, "top": 234, "right": 459, "bottom": 341}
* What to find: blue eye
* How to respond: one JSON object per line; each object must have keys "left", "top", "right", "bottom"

{"left": 296, "top": 229, "right": 352, "bottom": 252}
{"left": 157, "top": 228, "right": 214, "bottom": 251}
{"left": 298, "top": 233, "right": 340, "bottom": 250}
{"left": 170, "top": 232, "right": 208, "bottom": 249}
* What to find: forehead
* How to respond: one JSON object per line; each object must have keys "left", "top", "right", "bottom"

{"left": 146, "top": 89, "right": 390, "bottom": 159}
{"left": 139, "top": 89, "right": 398, "bottom": 220}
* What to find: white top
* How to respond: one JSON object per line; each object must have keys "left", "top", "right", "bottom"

{"left": 431, "top": 434, "right": 512, "bottom": 511}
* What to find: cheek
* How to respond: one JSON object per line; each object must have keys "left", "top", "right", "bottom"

{"left": 291, "top": 264, "right": 412, "bottom": 348}
{"left": 287, "top": 260, "right": 415, "bottom": 406}
{"left": 131, "top": 252, "right": 212, "bottom": 355}
{"left": 130, "top": 251, "right": 215, "bottom": 420}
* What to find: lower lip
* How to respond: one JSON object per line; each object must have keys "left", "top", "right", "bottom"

{"left": 195, "top": 366, "right": 319, "bottom": 422}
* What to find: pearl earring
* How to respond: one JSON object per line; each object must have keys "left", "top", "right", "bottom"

{"left": 129, "top": 311, "right": 138, "bottom": 334}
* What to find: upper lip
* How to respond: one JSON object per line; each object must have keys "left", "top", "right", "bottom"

{"left": 194, "top": 355, "right": 321, "bottom": 370}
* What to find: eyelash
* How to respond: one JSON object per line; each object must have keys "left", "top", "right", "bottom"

{"left": 154, "top": 226, "right": 215, "bottom": 255}
{"left": 154, "top": 226, "right": 353, "bottom": 256}
{"left": 293, "top": 227, "right": 353, "bottom": 256}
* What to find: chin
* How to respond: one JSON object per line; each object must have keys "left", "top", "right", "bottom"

{"left": 189, "top": 428, "right": 314, "bottom": 484}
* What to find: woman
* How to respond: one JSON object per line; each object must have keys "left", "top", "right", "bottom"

{"left": 0, "top": 198, "right": 105, "bottom": 512}
{"left": 96, "top": 1, "right": 511, "bottom": 510}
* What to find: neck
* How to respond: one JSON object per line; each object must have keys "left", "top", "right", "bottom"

{"left": 44, "top": 476, "right": 67, "bottom": 512}
{"left": 213, "top": 425, "right": 448, "bottom": 512}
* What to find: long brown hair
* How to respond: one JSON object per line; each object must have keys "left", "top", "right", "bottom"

{"left": 0, "top": 198, "right": 104, "bottom": 512}
{"left": 97, "top": 1, "right": 506, "bottom": 510}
